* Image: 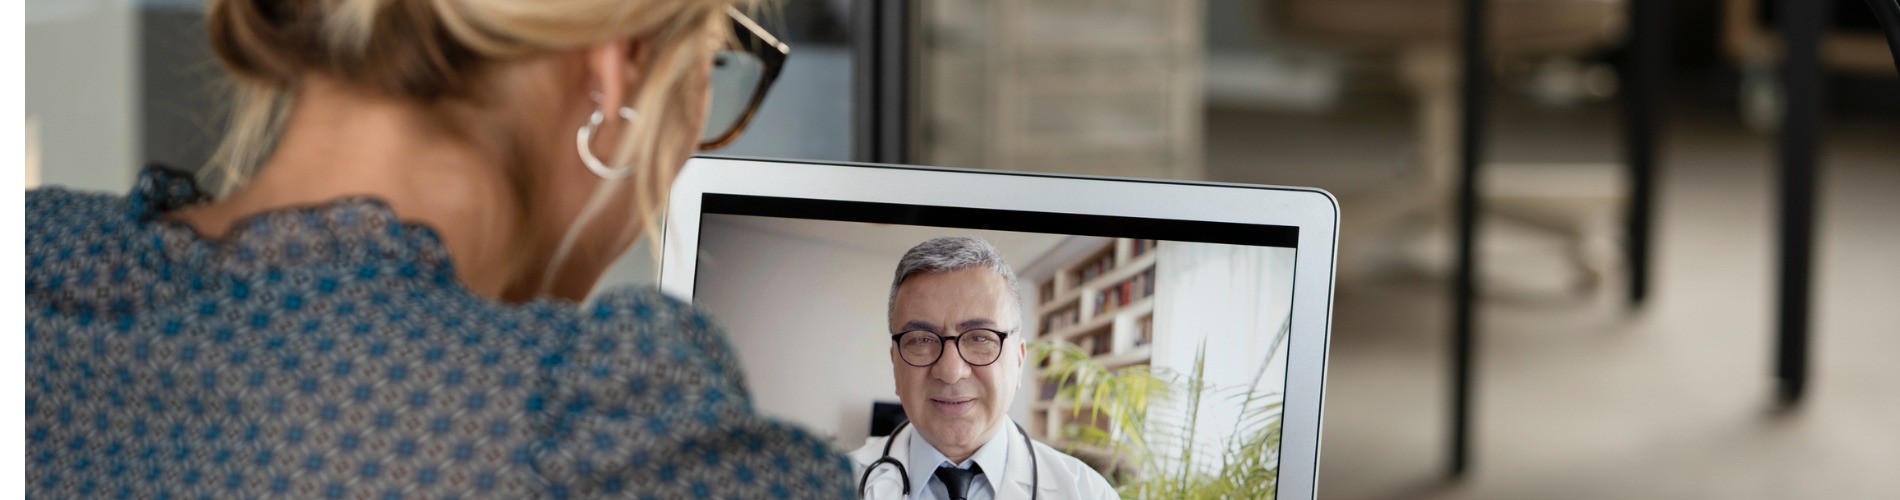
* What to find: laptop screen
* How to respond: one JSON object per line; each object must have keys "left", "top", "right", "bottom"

{"left": 687, "top": 192, "right": 1300, "bottom": 493}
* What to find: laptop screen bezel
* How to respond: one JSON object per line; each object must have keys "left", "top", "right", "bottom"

{"left": 661, "top": 155, "right": 1338, "bottom": 498}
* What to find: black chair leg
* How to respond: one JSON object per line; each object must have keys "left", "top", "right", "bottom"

{"left": 1450, "top": 0, "right": 1489, "bottom": 478}
{"left": 1622, "top": 0, "right": 1667, "bottom": 308}
{"left": 1774, "top": 0, "right": 1827, "bottom": 406}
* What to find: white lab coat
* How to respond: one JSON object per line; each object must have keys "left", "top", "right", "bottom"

{"left": 849, "top": 423, "right": 1118, "bottom": 500}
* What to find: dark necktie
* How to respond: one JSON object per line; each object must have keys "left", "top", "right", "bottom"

{"left": 933, "top": 462, "right": 984, "bottom": 500}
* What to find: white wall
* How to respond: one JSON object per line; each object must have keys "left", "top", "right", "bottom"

{"left": 692, "top": 215, "right": 1064, "bottom": 449}
{"left": 1150, "top": 242, "right": 1297, "bottom": 471}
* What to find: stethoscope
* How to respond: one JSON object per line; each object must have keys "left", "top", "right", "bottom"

{"left": 858, "top": 420, "right": 1039, "bottom": 499}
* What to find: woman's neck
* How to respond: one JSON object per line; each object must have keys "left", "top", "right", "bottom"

{"left": 174, "top": 78, "right": 534, "bottom": 300}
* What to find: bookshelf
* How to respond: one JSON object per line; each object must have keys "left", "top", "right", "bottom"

{"left": 1025, "top": 237, "right": 1160, "bottom": 443}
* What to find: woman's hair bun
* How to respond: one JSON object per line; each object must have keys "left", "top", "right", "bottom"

{"left": 207, "top": 0, "right": 482, "bottom": 101}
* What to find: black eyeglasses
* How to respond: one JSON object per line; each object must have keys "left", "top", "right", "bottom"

{"left": 699, "top": 7, "right": 789, "bottom": 151}
{"left": 891, "top": 329, "right": 1014, "bottom": 367}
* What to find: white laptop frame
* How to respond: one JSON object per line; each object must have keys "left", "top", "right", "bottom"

{"left": 660, "top": 156, "right": 1338, "bottom": 498}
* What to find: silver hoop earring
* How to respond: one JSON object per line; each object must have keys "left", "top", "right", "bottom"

{"left": 575, "top": 105, "right": 638, "bottom": 180}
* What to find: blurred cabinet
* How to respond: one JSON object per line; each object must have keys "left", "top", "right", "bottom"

{"left": 916, "top": 0, "right": 1205, "bottom": 180}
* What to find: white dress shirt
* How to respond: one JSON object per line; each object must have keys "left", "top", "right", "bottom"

{"left": 850, "top": 416, "right": 1118, "bottom": 499}
{"left": 906, "top": 422, "right": 1011, "bottom": 500}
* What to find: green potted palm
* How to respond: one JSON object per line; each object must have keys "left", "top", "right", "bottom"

{"left": 1029, "top": 320, "right": 1288, "bottom": 499}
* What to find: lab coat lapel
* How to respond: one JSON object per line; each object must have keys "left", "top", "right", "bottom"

{"left": 850, "top": 431, "right": 915, "bottom": 499}
{"left": 999, "top": 431, "right": 1050, "bottom": 498}
{"left": 849, "top": 431, "right": 913, "bottom": 468}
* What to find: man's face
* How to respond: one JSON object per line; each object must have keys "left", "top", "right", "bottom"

{"left": 889, "top": 267, "right": 1024, "bottom": 457}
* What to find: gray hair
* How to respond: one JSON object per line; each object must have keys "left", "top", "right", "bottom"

{"left": 888, "top": 236, "right": 1022, "bottom": 320}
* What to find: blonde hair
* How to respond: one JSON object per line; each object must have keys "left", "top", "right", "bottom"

{"left": 205, "top": 0, "right": 739, "bottom": 294}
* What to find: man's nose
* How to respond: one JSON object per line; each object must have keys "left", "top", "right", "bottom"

{"left": 931, "top": 341, "right": 973, "bottom": 382}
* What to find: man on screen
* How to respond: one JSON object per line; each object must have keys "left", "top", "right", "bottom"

{"left": 851, "top": 237, "right": 1115, "bottom": 499}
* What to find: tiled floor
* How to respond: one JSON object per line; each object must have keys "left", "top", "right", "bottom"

{"left": 1207, "top": 89, "right": 1899, "bottom": 498}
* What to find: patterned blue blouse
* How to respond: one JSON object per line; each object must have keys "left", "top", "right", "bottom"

{"left": 25, "top": 166, "right": 853, "bottom": 499}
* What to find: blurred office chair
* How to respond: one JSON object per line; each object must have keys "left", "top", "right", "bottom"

{"left": 1876, "top": 0, "right": 1900, "bottom": 73}
{"left": 1281, "top": 0, "right": 1629, "bottom": 294}
{"left": 1726, "top": 0, "right": 1900, "bottom": 130}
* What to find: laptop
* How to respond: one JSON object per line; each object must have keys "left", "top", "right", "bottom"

{"left": 659, "top": 156, "right": 1337, "bottom": 498}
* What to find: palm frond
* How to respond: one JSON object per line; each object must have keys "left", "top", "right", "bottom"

{"left": 1029, "top": 324, "right": 1289, "bottom": 500}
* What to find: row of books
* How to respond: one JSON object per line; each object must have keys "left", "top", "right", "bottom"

{"left": 1092, "top": 267, "right": 1156, "bottom": 316}
{"left": 1041, "top": 305, "right": 1082, "bottom": 334}
{"left": 1041, "top": 240, "right": 1158, "bottom": 304}
{"left": 1132, "top": 315, "right": 1154, "bottom": 347}
{"left": 1075, "top": 330, "right": 1113, "bottom": 356}
{"left": 1128, "top": 238, "right": 1157, "bottom": 259}
{"left": 1075, "top": 250, "right": 1118, "bottom": 283}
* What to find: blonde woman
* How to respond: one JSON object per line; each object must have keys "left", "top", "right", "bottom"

{"left": 24, "top": 0, "right": 850, "bottom": 497}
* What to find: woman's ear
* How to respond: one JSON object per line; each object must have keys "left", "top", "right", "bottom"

{"left": 582, "top": 38, "right": 649, "bottom": 114}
